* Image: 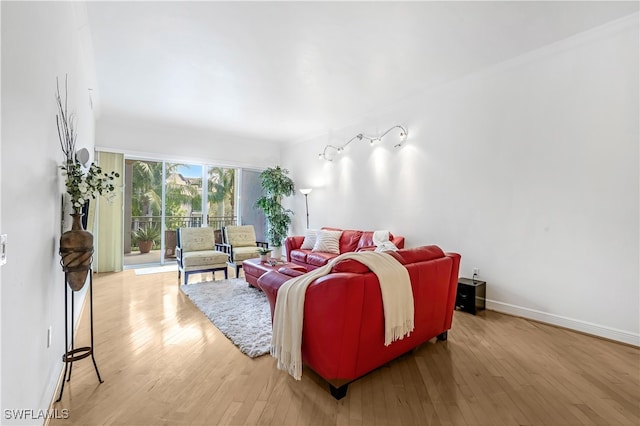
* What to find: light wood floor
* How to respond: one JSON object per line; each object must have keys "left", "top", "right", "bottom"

{"left": 49, "top": 269, "right": 640, "bottom": 426}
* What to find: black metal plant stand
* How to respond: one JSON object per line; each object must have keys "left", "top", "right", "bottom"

{"left": 56, "top": 269, "right": 103, "bottom": 402}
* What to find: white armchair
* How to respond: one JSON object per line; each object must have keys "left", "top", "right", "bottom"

{"left": 219, "top": 225, "right": 268, "bottom": 278}
{"left": 176, "top": 227, "right": 228, "bottom": 285}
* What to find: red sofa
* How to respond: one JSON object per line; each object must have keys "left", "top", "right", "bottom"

{"left": 257, "top": 245, "right": 461, "bottom": 399}
{"left": 284, "top": 227, "right": 405, "bottom": 271}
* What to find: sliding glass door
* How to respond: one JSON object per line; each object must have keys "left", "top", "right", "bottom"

{"left": 207, "top": 167, "right": 237, "bottom": 230}
{"left": 164, "top": 163, "right": 204, "bottom": 263}
{"left": 123, "top": 160, "right": 247, "bottom": 268}
{"left": 125, "top": 159, "right": 164, "bottom": 267}
{"left": 125, "top": 160, "right": 204, "bottom": 267}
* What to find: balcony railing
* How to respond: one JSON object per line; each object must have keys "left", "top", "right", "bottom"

{"left": 128, "top": 215, "right": 238, "bottom": 258}
{"left": 131, "top": 215, "right": 237, "bottom": 232}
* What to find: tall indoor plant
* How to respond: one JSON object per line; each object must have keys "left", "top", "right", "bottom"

{"left": 255, "top": 166, "right": 295, "bottom": 259}
{"left": 57, "top": 75, "right": 119, "bottom": 290}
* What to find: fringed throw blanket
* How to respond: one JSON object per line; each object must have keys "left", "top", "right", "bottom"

{"left": 270, "top": 251, "right": 413, "bottom": 380}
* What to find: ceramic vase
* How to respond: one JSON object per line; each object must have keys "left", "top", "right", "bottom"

{"left": 59, "top": 214, "right": 94, "bottom": 291}
{"left": 271, "top": 246, "right": 282, "bottom": 260}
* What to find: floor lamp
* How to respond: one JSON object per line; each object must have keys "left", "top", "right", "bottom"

{"left": 300, "top": 188, "right": 312, "bottom": 228}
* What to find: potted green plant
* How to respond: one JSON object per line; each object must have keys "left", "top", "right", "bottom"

{"left": 255, "top": 166, "right": 295, "bottom": 259}
{"left": 256, "top": 247, "right": 272, "bottom": 262}
{"left": 133, "top": 225, "right": 161, "bottom": 254}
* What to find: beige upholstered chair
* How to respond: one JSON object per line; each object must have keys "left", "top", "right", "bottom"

{"left": 176, "top": 227, "right": 228, "bottom": 285}
{"left": 220, "top": 225, "right": 268, "bottom": 277}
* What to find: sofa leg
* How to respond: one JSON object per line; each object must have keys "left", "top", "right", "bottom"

{"left": 329, "top": 384, "right": 348, "bottom": 400}
{"left": 436, "top": 331, "right": 448, "bottom": 341}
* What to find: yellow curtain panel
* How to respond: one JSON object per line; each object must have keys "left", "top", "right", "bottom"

{"left": 95, "top": 151, "right": 124, "bottom": 272}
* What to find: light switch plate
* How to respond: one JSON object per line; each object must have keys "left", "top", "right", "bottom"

{"left": 1, "top": 234, "right": 7, "bottom": 265}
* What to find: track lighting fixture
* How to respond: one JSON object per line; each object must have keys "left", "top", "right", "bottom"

{"left": 317, "top": 125, "right": 407, "bottom": 161}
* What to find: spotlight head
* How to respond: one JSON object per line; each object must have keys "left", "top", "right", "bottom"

{"left": 337, "top": 147, "right": 343, "bottom": 154}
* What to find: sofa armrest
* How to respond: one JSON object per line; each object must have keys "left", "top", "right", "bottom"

{"left": 277, "top": 267, "right": 306, "bottom": 278}
{"left": 284, "top": 236, "right": 305, "bottom": 262}
{"left": 391, "top": 236, "right": 405, "bottom": 249}
{"left": 257, "top": 270, "right": 292, "bottom": 321}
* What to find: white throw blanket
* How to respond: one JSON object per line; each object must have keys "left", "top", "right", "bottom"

{"left": 270, "top": 251, "right": 413, "bottom": 380}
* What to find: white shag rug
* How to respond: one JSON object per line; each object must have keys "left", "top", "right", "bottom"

{"left": 180, "top": 278, "right": 272, "bottom": 358}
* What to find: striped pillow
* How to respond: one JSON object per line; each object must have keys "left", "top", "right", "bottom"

{"left": 300, "top": 229, "right": 318, "bottom": 250}
{"left": 312, "top": 230, "right": 342, "bottom": 254}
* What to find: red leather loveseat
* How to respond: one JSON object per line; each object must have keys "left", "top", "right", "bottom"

{"left": 285, "top": 227, "right": 405, "bottom": 271}
{"left": 258, "top": 245, "right": 460, "bottom": 399}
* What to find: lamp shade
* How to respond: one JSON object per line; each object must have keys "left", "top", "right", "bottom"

{"left": 300, "top": 188, "right": 312, "bottom": 195}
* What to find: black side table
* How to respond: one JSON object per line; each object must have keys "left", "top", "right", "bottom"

{"left": 456, "top": 277, "right": 486, "bottom": 315}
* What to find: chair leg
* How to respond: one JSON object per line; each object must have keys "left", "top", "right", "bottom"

{"left": 236, "top": 265, "right": 241, "bottom": 278}
{"left": 184, "top": 273, "right": 188, "bottom": 285}
{"left": 223, "top": 268, "right": 228, "bottom": 279}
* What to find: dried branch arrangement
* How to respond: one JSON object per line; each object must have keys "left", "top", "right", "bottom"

{"left": 56, "top": 74, "right": 76, "bottom": 163}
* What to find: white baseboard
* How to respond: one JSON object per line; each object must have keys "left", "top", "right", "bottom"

{"left": 486, "top": 299, "right": 640, "bottom": 347}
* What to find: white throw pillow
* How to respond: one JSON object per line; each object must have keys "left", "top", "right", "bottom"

{"left": 312, "top": 230, "right": 342, "bottom": 254}
{"left": 375, "top": 241, "right": 398, "bottom": 252}
{"left": 300, "top": 229, "right": 318, "bottom": 250}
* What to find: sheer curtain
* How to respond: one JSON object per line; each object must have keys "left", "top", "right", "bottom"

{"left": 94, "top": 151, "right": 124, "bottom": 272}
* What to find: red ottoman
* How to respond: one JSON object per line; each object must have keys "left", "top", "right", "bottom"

{"left": 242, "top": 258, "right": 305, "bottom": 289}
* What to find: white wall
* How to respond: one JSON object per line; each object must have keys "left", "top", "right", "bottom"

{"left": 95, "top": 112, "right": 281, "bottom": 169}
{"left": 0, "top": 3, "right": 3, "bottom": 416}
{"left": 282, "top": 15, "right": 639, "bottom": 345}
{"left": 1, "top": 2, "right": 97, "bottom": 423}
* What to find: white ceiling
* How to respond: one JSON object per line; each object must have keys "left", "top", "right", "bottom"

{"left": 86, "top": 1, "right": 639, "bottom": 143}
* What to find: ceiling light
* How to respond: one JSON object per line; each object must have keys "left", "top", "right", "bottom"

{"left": 318, "top": 125, "right": 407, "bottom": 160}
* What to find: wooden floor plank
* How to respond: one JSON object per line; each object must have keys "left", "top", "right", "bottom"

{"left": 48, "top": 269, "right": 640, "bottom": 426}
